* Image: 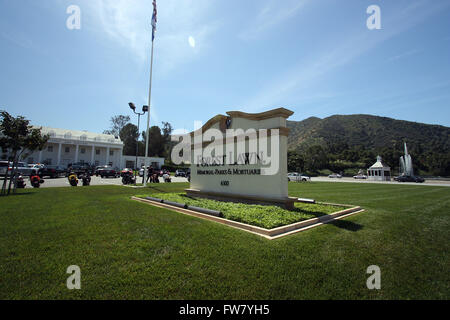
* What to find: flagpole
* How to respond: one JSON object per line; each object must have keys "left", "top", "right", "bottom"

{"left": 143, "top": 39, "right": 154, "bottom": 187}
{"left": 143, "top": 0, "right": 157, "bottom": 187}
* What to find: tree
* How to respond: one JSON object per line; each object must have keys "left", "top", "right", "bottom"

{"left": 161, "top": 122, "right": 173, "bottom": 159}
{"left": 0, "top": 111, "right": 49, "bottom": 195}
{"left": 136, "top": 122, "right": 174, "bottom": 158}
{"left": 119, "top": 123, "right": 139, "bottom": 156}
{"left": 142, "top": 126, "right": 165, "bottom": 157}
{"left": 287, "top": 150, "right": 305, "bottom": 173}
{"left": 304, "top": 145, "right": 328, "bottom": 172}
{"left": 103, "top": 115, "right": 130, "bottom": 137}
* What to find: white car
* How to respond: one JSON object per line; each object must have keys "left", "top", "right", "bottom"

{"left": 175, "top": 169, "right": 187, "bottom": 177}
{"left": 16, "top": 162, "right": 34, "bottom": 176}
{"left": 27, "top": 164, "right": 44, "bottom": 174}
{"left": 0, "top": 161, "right": 34, "bottom": 176}
{"left": 328, "top": 173, "right": 342, "bottom": 178}
{"left": 353, "top": 174, "right": 367, "bottom": 179}
{"left": 0, "top": 161, "right": 10, "bottom": 176}
{"left": 287, "top": 172, "right": 311, "bottom": 182}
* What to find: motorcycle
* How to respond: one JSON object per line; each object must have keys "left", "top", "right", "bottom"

{"left": 163, "top": 173, "right": 171, "bottom": 183}
{"left": 122, "top": 172, "right": 135, "bottom": 185}
{"left": 30, "top": 174, "right": 44, "bottom": 188}
{"left": 16, "top": 175, "right": 26, "bottom": 188}
{"left": 81, "top": 173, "right": 91, "bottom": 186}
{"left": 150, "top": 173, "right": 160, "bottom": 183}
{"left": 68, "top": 173, "right": 78, "bottom": 187}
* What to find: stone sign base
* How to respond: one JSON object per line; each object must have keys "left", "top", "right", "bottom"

{"left": 185, "top": 188, "right": 296, "bottom": 210}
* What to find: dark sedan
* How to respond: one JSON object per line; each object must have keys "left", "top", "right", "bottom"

{"left": 95, "top": 165, "right": 108, "bottom": 176}
{"left": 98, "top": 167, "right": 120, "bottom": 178}
{"left": 67, "top": 164, "right": 93, "bottom": 177}
{"left": 39, "top": 165, "right": 66, "bottom": 178}
{"left": 394, "top": 175, "right": 425, "bottom": 183}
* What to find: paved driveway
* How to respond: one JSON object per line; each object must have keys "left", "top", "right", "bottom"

{"left": 9, "top": 175, "right": 449, "bottom": 188}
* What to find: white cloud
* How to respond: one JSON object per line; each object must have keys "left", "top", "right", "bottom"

{"left": 83, "top": 0, "right": 217, "bottom": 73}
{"left": 188, "top": 36, "right": 196, "bottom": 48}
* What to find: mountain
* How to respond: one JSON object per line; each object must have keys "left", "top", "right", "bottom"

{"left": 286, "top": 114, "right": 450, "bottom": 176}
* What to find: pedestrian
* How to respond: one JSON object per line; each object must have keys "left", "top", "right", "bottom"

{"left": 146, "top": 166, "right": 154, "bottom": 183}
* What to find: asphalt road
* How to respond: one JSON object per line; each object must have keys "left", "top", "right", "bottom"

{"left": 7, "top": 175, "right": 450, "bottom": 189}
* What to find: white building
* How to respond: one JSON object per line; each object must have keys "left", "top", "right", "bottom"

{"left": 1, "top": 126, "right": 166, "bottom": 169}
{"left": 23, "top": 127, "right": 124, "bottom": 168}
{"left": 367, "top": 155, "right": 391, "bottom": 181}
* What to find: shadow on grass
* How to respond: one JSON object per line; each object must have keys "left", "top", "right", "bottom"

{"left": 147, "top": 185, "right": 172, "bottom": 194}
{"left": 0, "top": 192, "right": 35, "bottom": 197}
{"left": 327, "top": 219, "right": 363, "bottom": 232}
{"left": 291, "top": 208, "right": 363, "bottom": 231}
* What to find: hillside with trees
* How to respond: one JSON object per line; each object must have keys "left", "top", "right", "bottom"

{"left": 287, "top": 115, "right": 450, "bottom": 177}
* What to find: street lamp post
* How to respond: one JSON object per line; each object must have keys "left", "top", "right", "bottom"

{"left": 129, "top": 103, "right": 148, "bottom": 184}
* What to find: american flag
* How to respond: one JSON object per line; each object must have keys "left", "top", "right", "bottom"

{"left": 151, "top": 0, "right": 157, "bottom": 41}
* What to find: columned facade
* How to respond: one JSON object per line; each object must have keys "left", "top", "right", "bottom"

{"left": 24, "top": 127, "right": 124, "bottom": 168}
{"left": 57, "top": 143, "right": 62, "bottom": 165}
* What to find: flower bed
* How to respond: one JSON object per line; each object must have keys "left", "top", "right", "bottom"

{"left": 138, "top": 193, "right": 343, "bottom": 229}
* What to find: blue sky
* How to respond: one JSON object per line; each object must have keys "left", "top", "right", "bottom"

{"left": 1, "top": 0, "right": 450, "bottom": 135}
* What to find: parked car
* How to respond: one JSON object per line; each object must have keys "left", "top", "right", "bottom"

{"left": 175, "top": 169, "right": 186, "bottom": 177}
{"left": 0, "top": 161, "right": 10, "bottom": 176}
{"left": 28, "top": 164, "right": 45, "bottom": 171}
{"left": 16, "top": 162, "right": 34, "bottom": 176}
{"left": 353, "top": 174, "right": 368, "bottom": 179}
{"left": 394, "top": 175, "right": 425, "bottom": 183}
{"left": 53, "top": 165, "right": 68, "bottom": 177}
{"left": 39, "top": 165, "right": 66, "bottom": 178}
{"left": 98, "top": 167, "right": 120, "bottom": 178}
{"left": 95, "top": 165, "right": 109, "bottom": 176}
{"left": 328, "top": 173, "right": 342, "bottom": 178}
{"left": 68, "top": 164, "right": 92, "bottom": 177}
{"left": 287, "top": 172, "right": 311, "bottom": 182}
{"left": 0, "top": 162, "right": 35, "bottom": 176}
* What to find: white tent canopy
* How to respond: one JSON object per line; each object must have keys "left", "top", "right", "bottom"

{"left": 367, "top": 156, "right": 391, "bottom": 181}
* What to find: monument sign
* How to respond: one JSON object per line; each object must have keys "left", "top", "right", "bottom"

{"left": 172, "top": 108, "right": 296, "bottom": 209}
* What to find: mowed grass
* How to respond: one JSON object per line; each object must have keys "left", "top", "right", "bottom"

{"left": 0, "top": 182, "right": 449, "bottom": 299}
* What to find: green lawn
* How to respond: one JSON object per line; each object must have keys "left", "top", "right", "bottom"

{"left": 0, "top": 182, "right": 448, "bottom": 299}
